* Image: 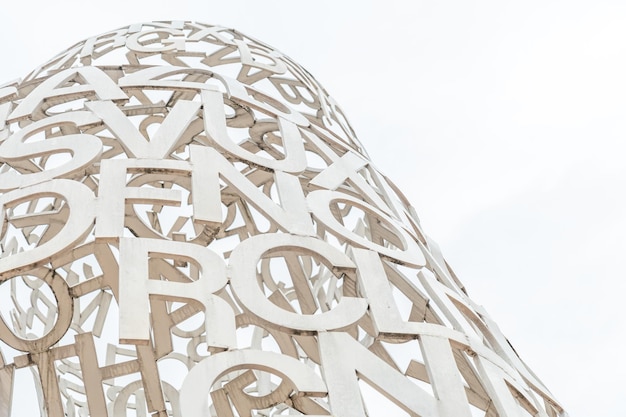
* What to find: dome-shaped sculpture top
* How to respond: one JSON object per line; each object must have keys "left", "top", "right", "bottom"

{"left": 0, "top": 21, "right": 565, "bottom": 417}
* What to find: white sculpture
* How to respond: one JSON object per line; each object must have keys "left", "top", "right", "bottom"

{"left": 0, "top": 21, "right": 566, "bottom": 417}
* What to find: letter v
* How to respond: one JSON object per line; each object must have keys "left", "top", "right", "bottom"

{"left": 87, "top": 99, "right": 200, "bottom": 159}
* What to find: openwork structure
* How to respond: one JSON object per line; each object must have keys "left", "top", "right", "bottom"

{"left": 0, "top": 22, "right": 566, "bottom": 417}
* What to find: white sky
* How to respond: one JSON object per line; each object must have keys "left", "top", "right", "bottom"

{"left": 1, "top": 1, "right": 624, "bottom": 415}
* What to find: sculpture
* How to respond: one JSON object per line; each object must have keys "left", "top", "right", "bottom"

{"left": 0, "top": 21, "right": 566, "bottom": 417}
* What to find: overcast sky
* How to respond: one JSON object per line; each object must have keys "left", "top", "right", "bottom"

{"left": 1, "top": 1, "right": 624, "bottom": 416}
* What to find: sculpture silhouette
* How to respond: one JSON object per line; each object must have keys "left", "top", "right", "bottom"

{"left": 0, "top": 22, "right": 565, "bottom": 417}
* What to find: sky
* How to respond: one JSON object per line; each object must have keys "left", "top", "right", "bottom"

{"left": 1, "top": 1, "right": 624, "bottom": 415}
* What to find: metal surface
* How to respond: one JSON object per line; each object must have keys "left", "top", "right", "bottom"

{"left": 0, "top": 21, "right": 566, "bottom": 416}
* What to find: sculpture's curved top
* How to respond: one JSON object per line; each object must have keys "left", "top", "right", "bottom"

{"left": 0, "top": 21, "right": 565, "bottom": 417}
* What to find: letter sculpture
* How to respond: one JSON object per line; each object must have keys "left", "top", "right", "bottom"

{"left": 0, "top": 21, "right": 566, "bottom": 417}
